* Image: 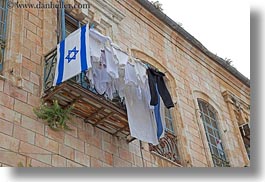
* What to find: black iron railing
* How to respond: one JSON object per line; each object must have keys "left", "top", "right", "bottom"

{"left": 43, "top": 48, "right": 57, "bottom": 92}
{"left": 43, "top": 48, "right": 126, "bottom": 110}
{"left": 212, "top": 154, "right": 230, "bottom": 167}
{"left": 149, "top": 131, "right": 181, "bottom": 165}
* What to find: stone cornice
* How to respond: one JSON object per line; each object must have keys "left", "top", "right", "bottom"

{"left": 87, "top": 0, "right": 125, "bottom": 24}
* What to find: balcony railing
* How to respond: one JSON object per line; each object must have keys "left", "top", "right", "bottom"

{"left": 212, "top": 154, "right": 230, "bottom": 167}
{"left": 149, "top": 131, "right": 181, "bottom": 165}
{"left": 43, "top": 48, "right": 133, "bottom": 140}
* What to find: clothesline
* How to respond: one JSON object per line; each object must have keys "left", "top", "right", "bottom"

{"left": 89, "top": 27, "right": 168, "bottom": 75}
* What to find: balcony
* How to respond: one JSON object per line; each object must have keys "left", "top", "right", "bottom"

{"left": 43, "top": 48, "right": 181, "bottom": 161}
{"left": 212, "top": 154, "right": 230, "bottom": 167}
{"left": 43, "top": 48, "right": 134, "bottom": 141}
{"left": 149, "top": 131, "right": 182, "bottom": 166}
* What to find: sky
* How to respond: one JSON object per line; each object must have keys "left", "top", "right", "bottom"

{"left": 154, "top": 0, "right": 250, "bottom": 79}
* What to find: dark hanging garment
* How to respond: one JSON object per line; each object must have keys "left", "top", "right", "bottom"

{"left": 147, "top": 68, "right": 174, "bottom": 109}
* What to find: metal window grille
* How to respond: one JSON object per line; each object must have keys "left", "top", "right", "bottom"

{"left": 198, "top": 99, "right": 230, "bottom": 167}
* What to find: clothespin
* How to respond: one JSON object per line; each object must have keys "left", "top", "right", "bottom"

{"left": 127, "top": 47, "right": 135, "bottom": 64}
{"left": 127, "top": 47, "right": 132, "bottom": 59}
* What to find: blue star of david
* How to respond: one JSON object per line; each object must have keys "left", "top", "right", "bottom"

{"left": 65, "top": 46, "right": 79, "bottom": 63}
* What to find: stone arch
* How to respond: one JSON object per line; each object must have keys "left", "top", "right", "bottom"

{"left": 193, "top": 90, "right": 222, "bottom": 114}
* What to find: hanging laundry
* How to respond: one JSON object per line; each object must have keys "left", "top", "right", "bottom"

{"left": 111, "top": 43, "right": 129, "bottom": 68}
{"left": 105, "top": 47, "right": 119, "bottom": 79}
{"left": 135, "top": 60, "right": 148, "bottom": 86}
{"left": 121, "top": 62, "right": 159, "bottom": 145}
{"left": 125, "top": 62, "right": 138, "bottom": 86}
{"left": 124, "top": 84, "right": 159, "bottom": 145}
{"left": 105, "top": 80, "right": 116, "bottom": 100}
{"left": 89, "top": 29, "right": 111, "bottom": 60}
{"left": 86, "top": 27, "right": 172, "bottom": 143}
{"left": 154, "top": 84, "right": 163, "bottom": 138}
{"left": 91, "top": 52, "right": 112, "bottom": 95}
{"left": 159, "top": 96, "right": 166, "bottom": 139}
{"left": 144, "top": 68, "right": 166, "bottom": 140}
{"left": 147, "top": 67, "right": 174, "bottom": 109}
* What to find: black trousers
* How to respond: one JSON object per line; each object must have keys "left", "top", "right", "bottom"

{"left": 147, "top": 68, "right": 174, "bottom": 109}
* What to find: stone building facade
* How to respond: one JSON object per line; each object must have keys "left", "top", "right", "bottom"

{"left": 0, "top": 0, "right": 250, "bottom": 167}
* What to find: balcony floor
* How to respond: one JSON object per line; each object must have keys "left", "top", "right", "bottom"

{"left": 42, "top": 81, "right": 132, "bottom": 140}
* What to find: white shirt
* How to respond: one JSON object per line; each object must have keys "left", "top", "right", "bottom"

{"left": 135, "top": 60, "right": 148, "bottom": 87}
{"left": 91, "top": 56, "right": 111, "bottom": 95}
{"left": 124, "top": 83, "right": 159, "bottom": 145}
{"left": 89, "top": 29, "right": 111, "bottom": 60}
{"left": 119, "top": 62, "right": 159, "bottom": 145}
{"left": 105, "top": 47, "right": 119, "bottom": 79}
{"left": 125, "top": 62, "right": 138, "bottom": 86}
{"left": 111, "top": 43, "right": 129, "bottom": 68}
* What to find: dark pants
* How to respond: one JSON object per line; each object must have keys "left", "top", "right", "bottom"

{"left": 147, "top": 68, "right": 174, "bottom": 109}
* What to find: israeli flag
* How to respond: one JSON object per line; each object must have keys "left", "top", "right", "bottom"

{"left": 53, "top": 24, "right": 91, "bottom": 86}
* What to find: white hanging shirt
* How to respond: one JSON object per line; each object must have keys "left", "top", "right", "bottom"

{"left": 135, "top": 60, "right": 148, "bottom": 86}
{"left": 91, "top": 55, "right": 111, "bottom": 95}
{"left": 124, "top": 83, "right": 159, "bottom": 145}
{"left": 125, "top": 62, "right": 138, "bottom": 86}
{"left": 89, "top": 36, "right": 104, "bottom": 59}
{"left": 105, "top": 47, "right": 119, "bottom": 79}
{"left": 111, "top": 43, "right": 129, "bottom": 68}
{"left": 105, "top": 81, "right": 115, "bottom": 100}
{"left": 119, "top": 62, "right": 159, "bottom": 145}
{"left": 89, "top": 29, "right": 111, "bottom": 60}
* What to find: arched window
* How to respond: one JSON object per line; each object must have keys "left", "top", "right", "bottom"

{"left": 198, "top": 99, "right": 229, "bottom": 167}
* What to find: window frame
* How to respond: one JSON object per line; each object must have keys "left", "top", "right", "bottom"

{"left": 198, "top": 99, "right": 229, "bottom": 167}
{"left": 239, "top": 123, "right": 250, "bottom": 160}
{"left": 0, "top": 0, "right": 8, "bottom": 72}
{"left": 65, "top": 13, "right": 81, "bottom": 36}
{"left": 164, "top": 107, "right": 174, "bottom": 133}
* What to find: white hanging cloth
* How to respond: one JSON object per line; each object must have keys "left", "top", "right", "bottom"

{"left": 85, "top": 28, "right": 170, "bottom": 144}
{"left": 121, "top": 62, "right": 159, "bottom": 145}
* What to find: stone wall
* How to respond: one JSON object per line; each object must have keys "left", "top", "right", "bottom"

{"left": 0, "top": 0, "right": 250, "bottom": 167}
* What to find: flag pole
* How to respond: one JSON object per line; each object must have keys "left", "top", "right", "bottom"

{"left": 61, "top": 0, "right": 66, "bottom": 40}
